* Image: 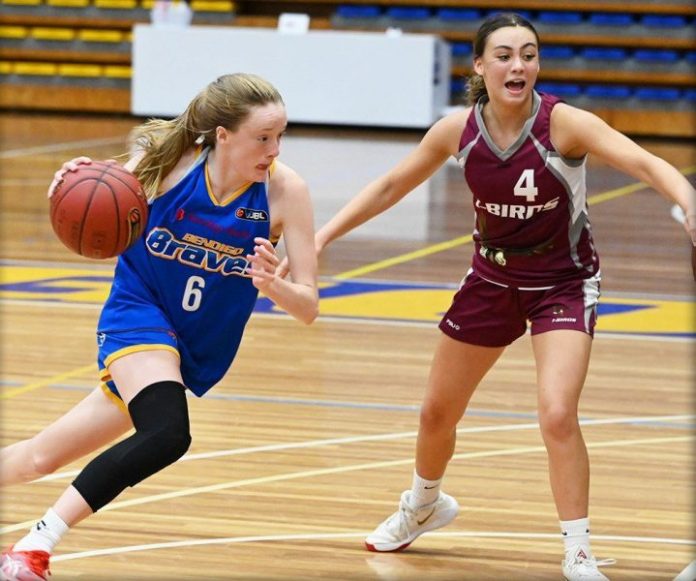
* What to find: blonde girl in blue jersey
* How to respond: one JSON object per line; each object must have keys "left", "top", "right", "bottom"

{"left": 291, "top": 14, "right": 696, "bottom": 581}
{"left": 0, "top": 73, "right": 318, "bottom": 581}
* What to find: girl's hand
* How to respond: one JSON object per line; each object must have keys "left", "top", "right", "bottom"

{"left": 247, "top": 237, "right": 280, "bottom": 291}
{"left": 47, "top": 156, "right": 93, "bottom": 198}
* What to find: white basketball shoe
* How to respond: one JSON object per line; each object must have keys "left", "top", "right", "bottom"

{"left": 365, "top": 490, "right": 459, "bottom": 552}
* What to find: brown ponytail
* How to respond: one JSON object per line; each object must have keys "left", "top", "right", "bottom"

{"left": 465, "top": 74, "right": 487, "bottom": 106}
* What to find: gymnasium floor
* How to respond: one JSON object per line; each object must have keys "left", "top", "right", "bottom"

{"left": 0, "top": 113, "right": 694, "bottom": 580}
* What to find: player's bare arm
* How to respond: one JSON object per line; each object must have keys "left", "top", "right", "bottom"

{"left": 256, "top": 162, "right": 318, "bottom": 324}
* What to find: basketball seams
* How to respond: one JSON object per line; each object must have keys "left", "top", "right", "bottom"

{"left": 95, "top": 161, "right": 145, "bottom": 200}
{"left": 77, "top": 179, "right": 102, "bottom": 257}
{"left": 51, "top": 176, "right": 101, "bottom": 255}
{"left": 107, "top": 179, "right": 122, "bottom": 259}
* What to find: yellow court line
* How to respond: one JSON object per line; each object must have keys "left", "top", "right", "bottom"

{"left": 333, "top": 234, "right": 474, "bottom": 280}
{"left": 334, "top": 165, "right": 696, "bottom": 281}
{"left": 3, "top": 434, "right": 689, "bottom": 534}
{"left": 0, "top": 364, "right": 95, "bottom": 400}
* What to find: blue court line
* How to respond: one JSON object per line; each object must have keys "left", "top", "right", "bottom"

{"left": 1, "top": 380, "right": 693, "bottom": 431}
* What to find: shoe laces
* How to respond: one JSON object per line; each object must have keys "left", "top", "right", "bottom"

{"left": 596, "top": 558, "right": 616, "bottom": 568}
{"left": 570, "top": 555, "right": 616, "bottom": 568}
{"left": 566, "top": 549, "right": 616, "bottom": 574}
{"left": 381, "top": 493, "right": 423, "bottom": 538}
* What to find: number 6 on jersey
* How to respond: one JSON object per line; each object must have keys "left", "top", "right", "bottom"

{"left": 183, "top": 275, "right": 205, "bottom": 311}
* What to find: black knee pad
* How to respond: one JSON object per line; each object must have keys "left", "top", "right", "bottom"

{"left": 73, "top": 380, "right": 191, "bottom": 512}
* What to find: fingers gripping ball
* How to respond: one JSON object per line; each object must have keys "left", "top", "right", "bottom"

{"left": 49, "top": 161, "right": 149, "bottom": 259}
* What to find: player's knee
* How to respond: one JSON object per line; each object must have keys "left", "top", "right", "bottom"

{"left": 28, "top": 438, "right": 63, "bottom": 477}
{"left": 123, "top": 381, "right": 192, "bottom": 483}
{"left": 118, "top": 422, "right": 190, "bottom": 489}
{"left": 539, "top": 405, "right": 579, "bottom": 441}
{"left": 150, "top": 426, "right": 191, "bottom": 466}
{"left": 419, "top": 400, "right": 458, "bottom": 433}
{"left": 72, "top": 381, "right": 192, "bottom": 511}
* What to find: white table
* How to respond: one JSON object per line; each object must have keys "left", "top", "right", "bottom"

{"left": 131, "top": 24, "right": 451, "bottom": 128}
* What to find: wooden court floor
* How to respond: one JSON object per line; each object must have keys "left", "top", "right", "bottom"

{"left": 0, "top": 112, "right": 694, "bottom": 580}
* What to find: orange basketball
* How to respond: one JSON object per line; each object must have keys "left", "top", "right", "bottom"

{"left": 49, "top": 161, "right": 149, "bottom": 259}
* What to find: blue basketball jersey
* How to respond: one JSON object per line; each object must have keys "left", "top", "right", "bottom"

{"left": 98, "top": 148, "right": 272, "bottom": 396}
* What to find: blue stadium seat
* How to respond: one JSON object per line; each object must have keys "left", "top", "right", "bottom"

{"left": 634, "top": 87, "right": 681, "bottom": 101}
{"left": 684, "top": 89, "right": 696, "bottom": 102}
{"left": 639, "top": 15, "right": 687, "bottom": 27}
{"left": 541, "top": 46, "right": 575, "bottom": 59}
{"left": 684, "top": 51, "right": 696, "bottom": 64}
{"left": 633, "top": 49, "right": 680, "bottom": 63}
{"left": 450, "top": 42, "right": 472, "bottom": 57}
{"left": 385, "top": 7, "right": 430, "bottom": 20}
{"left": 537, "top": 11, "right": 583, "bottom": 25}
{"left": 437, "top": 8, "right": 480, "bottom": 22}
{"left": 450, "top": 78, "right": 466, "bottom": 94}
{"left": 335, "top": 5, "right": 381, "bottom": 19}
{"left": 536, "top": 83, "right": 582, "bottom": 97}
{"left": 589, "top": 13, "right": 634, "bottom": 26}
{"left": 585, "top": 85, "right": 632, "bottom": 99}
{"left": 581, "top": 47, "right": 628, "bottom": 61}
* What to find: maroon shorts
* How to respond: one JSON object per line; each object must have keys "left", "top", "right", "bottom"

{"left": 439, "top": 270, "right": 601, "bottom": 347}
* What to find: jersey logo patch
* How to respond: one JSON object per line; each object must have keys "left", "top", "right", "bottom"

{"left": 236, "top": 207, "right": 268, "bottom": 221}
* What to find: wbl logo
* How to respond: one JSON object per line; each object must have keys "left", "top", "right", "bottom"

{"left": 236, "top": 207, "right": 268, "bottom": 221}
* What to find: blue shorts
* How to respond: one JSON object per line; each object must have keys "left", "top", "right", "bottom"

{"left": 439, "top": 270, "right": 601, "bottom": 347}
{"left": 97, "top": 328, "right": 180, "bottom": 404}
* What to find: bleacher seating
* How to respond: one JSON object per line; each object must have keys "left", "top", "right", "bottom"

{"left": 1, "top": 0, "right": 694, "bottom": 137}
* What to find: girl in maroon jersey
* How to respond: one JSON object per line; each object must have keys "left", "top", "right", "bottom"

{"left": 301, "top": 12, "right": 696, "bottom": 581}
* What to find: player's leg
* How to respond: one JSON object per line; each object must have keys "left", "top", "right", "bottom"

{"left": 2, "top": 350, "right": 189, "bottom": 581}
{"left": 365, "top": 334, "right": 505, "bottom": 552}
{"left": 416, "top": 335, "right": 505, "bottom": 479}
{"left": 365, "top": 273, "right": 521, "bottom": 553}
{"left": 533, "top": 329, "right": 592, "bottom": 520}
{"left": 533, "top": 329, "right": 610, "bottom": 580}
{"left": 529, "top": 275, "right": 609, "bottom": 579}
{"left": 0, "top": 385, "right": 133, "bottom": 487}
{"left": 53, "top": 348, "right": 188, "bottom": 527}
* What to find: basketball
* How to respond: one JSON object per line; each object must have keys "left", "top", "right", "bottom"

{"left": 49, "top": 160, "right": 149, "bottom": 259}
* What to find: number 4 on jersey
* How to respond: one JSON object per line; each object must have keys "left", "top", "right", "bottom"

{"left": 513, "top": 169, "right": 538, "bottom": 202}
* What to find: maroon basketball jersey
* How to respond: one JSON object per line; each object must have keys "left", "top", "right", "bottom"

{"left": 457, "top": 91, "right": 600, "bottom": 287}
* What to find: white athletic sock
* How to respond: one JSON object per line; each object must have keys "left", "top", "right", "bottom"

{"left": 13, "top": 508, "right": 69, "bottom": 553}
{"left": 560, "top": 517, "right": 591, "bottom": 555}
{"left": 408, "top": 470, "right": 441, "bottom": 509}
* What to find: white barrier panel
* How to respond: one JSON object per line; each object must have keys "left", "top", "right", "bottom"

{"left": 132, "top": 24, "right": 451, "bottom": 128}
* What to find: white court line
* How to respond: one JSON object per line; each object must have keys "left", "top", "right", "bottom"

{"left": 0, "top": 137, "right": 125, "bottom": 159}
{"left": 3, "top": 433, "right": 690, "bottom": 535}
{"left": 34, "top": 411, "right": 696, "bottom": 481}
{"left": 51, "top": 531, "right": 695, "bottom": 563}
{"left": 34, "top": 413, "right": 695, "bottom": 483}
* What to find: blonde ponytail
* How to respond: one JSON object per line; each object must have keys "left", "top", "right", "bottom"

{"left": 129, "top": 73, "right": 283, "bottom": 200}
